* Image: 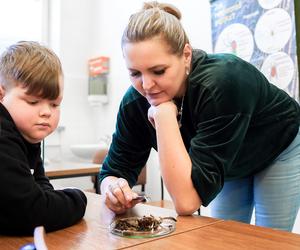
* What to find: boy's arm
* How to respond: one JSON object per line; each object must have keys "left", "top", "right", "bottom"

{"left": 33, "top": 158, "right": 54, "bottom": 190}
{"left": 0, "top": 158, "right": 87, "bottom": 235}
{"left": 0, "top": 138, "right": 87, "bottom": 236}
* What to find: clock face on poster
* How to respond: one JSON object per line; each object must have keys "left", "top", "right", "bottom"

{"left": 254, "top": 8, "right": 292, "bottom": 54}
{"left": 214, "top": 23, "right": 254, "bottom": 62}
{"left": 260, "top": 52, "right": 295, "bottom": 91}
{"left": 258, "top": 0, "right": 283, "bottom": 9}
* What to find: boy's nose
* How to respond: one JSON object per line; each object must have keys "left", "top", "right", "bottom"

{"left": 39, "top": 104, "right": 51, "bottom": 117}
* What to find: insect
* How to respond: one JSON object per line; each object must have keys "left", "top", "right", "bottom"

{"left": 113, "top": 215, "right": 177, "bottom": 232}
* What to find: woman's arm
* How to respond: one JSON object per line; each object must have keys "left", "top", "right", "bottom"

{"left": 149, "top": 101, "right": 202, "bottom": 215}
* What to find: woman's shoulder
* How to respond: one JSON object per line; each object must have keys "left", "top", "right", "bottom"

{"left": 193, "top": 51, "right": 247, "bottom": 72}
{"left": 190, "top": 51, "right": 262, "bottom": 89}
{"left": 188, "top": 52, "right": 265, "bottom": 110}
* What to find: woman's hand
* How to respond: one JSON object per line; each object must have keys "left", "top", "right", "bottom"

{"left": 103, "top": 177, "right": 140, "bottom": 214}
{"left": 147, "top": 101, "right": 178, "bottom": 129}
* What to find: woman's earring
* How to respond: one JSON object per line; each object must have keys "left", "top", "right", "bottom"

{"left": 186, "top": 69, "right": 190, "bottom": 76}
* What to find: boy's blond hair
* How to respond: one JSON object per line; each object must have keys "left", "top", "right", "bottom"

{"left": 0, "top": 41, "right": 62, "bottom": 99}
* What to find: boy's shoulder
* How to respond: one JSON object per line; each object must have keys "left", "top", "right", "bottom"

{"left": 0, "top": 103, "right": 17, "bottom": 133}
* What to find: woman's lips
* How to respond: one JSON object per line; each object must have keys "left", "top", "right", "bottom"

{"left": 146, "top": 93, "right": 164, "bottom": 106}
{"left": 147, "top": 92, "right": 162, "bottom": 99}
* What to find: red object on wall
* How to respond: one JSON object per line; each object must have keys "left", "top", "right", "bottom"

{"left": 88, "top": 56, "right": 109, "bottom": 77}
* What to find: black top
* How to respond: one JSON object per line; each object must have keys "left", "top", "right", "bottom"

{"left": 100, "top": 50, "right": 300, "bottom": 206}
{"left": 0, "top": 103, "right": 87, "bottom": 235}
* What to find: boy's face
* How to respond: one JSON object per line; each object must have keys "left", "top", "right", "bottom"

{"left": 0, "top": 79, "right": 63, "bottom": 143}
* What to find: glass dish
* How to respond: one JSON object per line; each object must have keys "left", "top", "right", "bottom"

{"left": 109, "top": 216, "right": 176, "bottom": 238}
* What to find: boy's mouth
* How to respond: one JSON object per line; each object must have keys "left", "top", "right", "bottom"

{"left": 36, "top": 123, "right": 50, "bottom": 128}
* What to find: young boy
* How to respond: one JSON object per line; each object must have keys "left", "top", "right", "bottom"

{"left": 0, "top": 41, "right": 87, "bottom": 235}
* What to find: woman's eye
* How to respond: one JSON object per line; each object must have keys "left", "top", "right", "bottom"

{"left": 130, "top": 71, "right": 140, "bottom": 77}
{"left": 154, "top": 69, "right": 165, "bottom": 75}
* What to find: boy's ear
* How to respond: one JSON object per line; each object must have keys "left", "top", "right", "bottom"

{"left": 0, "top": 85, "right": 5, "bottom": 101}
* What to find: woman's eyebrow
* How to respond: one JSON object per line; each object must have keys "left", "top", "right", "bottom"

{"left": 148, "top": 64, "right": 167, "bottom": 70}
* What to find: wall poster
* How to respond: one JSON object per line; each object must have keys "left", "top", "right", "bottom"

{"left": 210, "top": 0, "right": 299, "bottom": 100}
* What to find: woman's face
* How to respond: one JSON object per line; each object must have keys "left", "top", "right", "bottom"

{"left": 123, "top": 36, "right": 192, "bottom": 106}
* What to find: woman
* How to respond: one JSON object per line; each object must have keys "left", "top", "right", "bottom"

{"left": 99, "top": 1, "right": 300, "bottom": 231}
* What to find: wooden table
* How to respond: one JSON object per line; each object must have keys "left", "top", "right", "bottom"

{"left": 1, "top": 192, "right": 300, "bottom": 249}
{"left": 0, "top": 192, "right": 220, "bottom": 249}
{"left": 45, "top": 161, "right": 101, "bottom": 193}
{"left": 128, "top": 219, "right": 300, "bottom": 250}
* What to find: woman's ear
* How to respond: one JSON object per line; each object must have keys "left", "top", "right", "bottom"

{"left": 0, "top": 85, "right": 5, "bottom": 101}
{"left": 183, "top": 43, "right": 192, "bottom": 66}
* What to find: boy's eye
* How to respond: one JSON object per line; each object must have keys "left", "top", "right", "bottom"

{"left": 27, "top": 100, "right": 38, "bottom": 105}
{"left": 153, "top": 69, "right": 165, "bottom": 75}
{"left": 51, "top": 103, "right": 60, "bottom": 108}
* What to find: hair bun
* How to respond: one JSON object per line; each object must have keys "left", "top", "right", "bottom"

{"left": 142, "top": 1, "right": 182, "bottom": 20}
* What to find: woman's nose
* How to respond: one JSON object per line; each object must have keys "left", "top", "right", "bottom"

{"left": 142, "top": 75, "right": 155, "bottom": 91}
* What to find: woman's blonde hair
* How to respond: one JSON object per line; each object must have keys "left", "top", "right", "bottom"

{"left": 121, "top": 1, "right": 189, "bottom": 56}
{"left": 0, "top": 41, "right": 63, "bottom": 99}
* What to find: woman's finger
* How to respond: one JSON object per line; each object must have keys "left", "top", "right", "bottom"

{"left": 147, "top": 106, "right": 156, "bottom": 128}
{"left": 108, "top": 178, "right": 129, "bottom": 205}
{"left": 105, "top": 178, "right": 140, "bottom": 211}
{"left": 105, "top": 192, "right": 127, "bottom": 214}
{"left": 106, "top": 190, "right": 119, "bottom": 205}
{"left": 117, "top": 178, "right": 135, "bottom": 202}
